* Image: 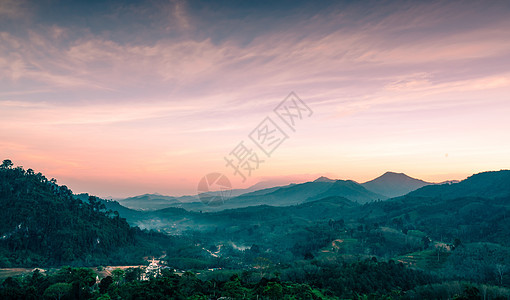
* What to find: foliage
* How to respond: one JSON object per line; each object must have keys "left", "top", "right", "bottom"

{"left": 0, "top": 161, "right": 175, "bottom": 267}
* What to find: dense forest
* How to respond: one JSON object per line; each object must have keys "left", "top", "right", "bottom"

{"left": 0, "top": 160, "right": 175, "bottom": 267}
{"left": 4, "top": 262, "right": 509, "bottom": 299}
{"left": 2, "top": 262, "right": 510, "bottom": 299}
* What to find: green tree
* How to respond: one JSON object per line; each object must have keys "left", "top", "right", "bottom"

{"left": 222, "top": 274, "right": 249, "bottom": 299}
{"left": 99, "top": 276, "right": 113, "bottom": 294}
{"left": 422, "top": 236, "right": 431, "bottom": 249}
{"left": 70, "top": 268, "right": 96, "bottom": 299}
{"left": 125, "top": 268, "right": 143, "bottom": 282}
{"left": 263, "top": 282, "right": 283, "bottom": 299}
{"left": 111, "top": 269, "right": 125, "bottom": 285}
{"left": 43, "top": 282, "right": 71, "bottom": 300}
{"left": 1, "top": 159, "right": 13, "bottom": 169}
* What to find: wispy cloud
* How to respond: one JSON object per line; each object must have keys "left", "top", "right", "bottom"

{"left": 0, "top": 0, "right": 29, "bottom": 19}
{"left": 1, "top": 0, "right": 509, "bottom": 196}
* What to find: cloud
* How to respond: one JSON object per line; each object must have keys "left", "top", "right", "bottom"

{"left": 2, "top": 1, "right": 509, "bottom": 126}
{"left": 2, "top": 1, "right": 509, "bottom": 109}
{"left": 0, "top": 0, "right": 28, "bottom": 19}
{"left": 170, "top": 0, "right": 191, "bottom": 30}
{"left": 1, "top": 0, "right": 510, "bottom": 196}
{"left": 2, "top": 1, "right": 509, "bottom": 130}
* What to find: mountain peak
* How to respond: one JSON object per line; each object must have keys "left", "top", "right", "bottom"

{"left": 313, "top": 176, "right": 336, "bottom": 183}
{"left": 362, "top": 172, "right": 431, "bottom": 198}
{"left": 381, "top": 171, "right": 408, "bottom": 177}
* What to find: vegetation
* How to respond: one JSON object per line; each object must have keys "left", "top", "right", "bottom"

{"left": 0, "top": 262, "right": 423, "bottom": 299}
{"left": 2, "top": 159, "right": 510, "bottom": 298}
{"left": 0, "top": 160, "right": 175, "bottom": 267}
{"left": 2, "top": 263, "right": 509, "bottom": 299}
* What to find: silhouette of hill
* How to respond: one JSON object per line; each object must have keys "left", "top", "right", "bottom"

{"left": 313, "top": 176, "right": 336, "bottom": 183}
{"left": 307, "top": 179, "right": 386, "bottom": 203}
{"left": 0, "top": 162, "right": 173, "bottom": 267}
{"left": 407, "top": 170, "right": 510, "bottom": 199}
{"left": 362, "top": 171, "right": 432, "bottom": 198}
{"left": 118, "top": 193, "right": 182, "bottom": 211}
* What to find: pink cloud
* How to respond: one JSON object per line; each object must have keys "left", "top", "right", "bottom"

{"left": 1, "top": 1, "right": 510, "bottom": 197}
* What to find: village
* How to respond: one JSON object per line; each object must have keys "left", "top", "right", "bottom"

{"left": 0, "top": 254, "right": 226, "bottom": 285}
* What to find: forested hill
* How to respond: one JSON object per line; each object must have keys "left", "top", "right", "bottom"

{"left": 407, "top": 170, "right": 510, "bottom": 199}
{"left": 0, "top": 160, "right": 168, "bottom": 267}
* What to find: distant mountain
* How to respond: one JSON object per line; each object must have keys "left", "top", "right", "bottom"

{"left": 134, "top": 177, "right": 389, "bottom": 212}
{"left": 207, "top": 181, "right": 334, "bottom": 209}
{"left": 116, "top": 179, "right": 298, "bottom": 211}
{"left": 407, "top": 170, "right": 510, "bottom": 199}
{"left": 313, "top": 176, "right": 336, "bottom": 183}
{"left": 119, "top": 193, "right": 182, "bottom": 211}
{"left": 220, "top": 179, "right": 385, "bottom": 210}
{"left": 362, "top": 171, "right": 432, "bottom": 198}
{"left": 118, "top": 175, "right": 402, "bottom": 212}
{"left": 115, "top": 195, "right": 360, "bottom": 234}
{"left": 246, "top": 178, "right": 300, "bottom": 191}
{"left": 307, "top": 180, "right": 387, "bottom": 203}
{"left": 115, "top": 170, "right": 505, "bottom": 213}
{"left": 117, "top": 181, "right": 331, "bottom": 213}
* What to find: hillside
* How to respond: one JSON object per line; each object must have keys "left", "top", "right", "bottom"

{"left": 407, "top": 170, "right": 510, "bottom": 199}
{"left": 362, "top": 171, "right": 432, "bottom": 198}
{"left": 205, "top": 179, "right": 385, "bottom": 211}
{"left": 306, "top": 179, "right": 386, "bottom": 203}
{"left": 0, "top": 162, "right": 172, "bottom": 267}
{"left": 118, "top": 193, "right": 182, "bottom": 211}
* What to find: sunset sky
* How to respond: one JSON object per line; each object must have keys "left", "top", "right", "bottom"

{"left": 1, "top": 0, "right": 510, "bottom": 198}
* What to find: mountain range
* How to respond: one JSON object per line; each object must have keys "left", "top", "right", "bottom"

{"left": 117, "top": 171, "right": 433, "bottom": 212}
{"left": 96, "top": 170, "right": 510, "bottom": 235}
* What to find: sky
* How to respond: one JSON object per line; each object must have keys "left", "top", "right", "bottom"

{"left": 1, "top": 0, "right": 510, "bottom": 198}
